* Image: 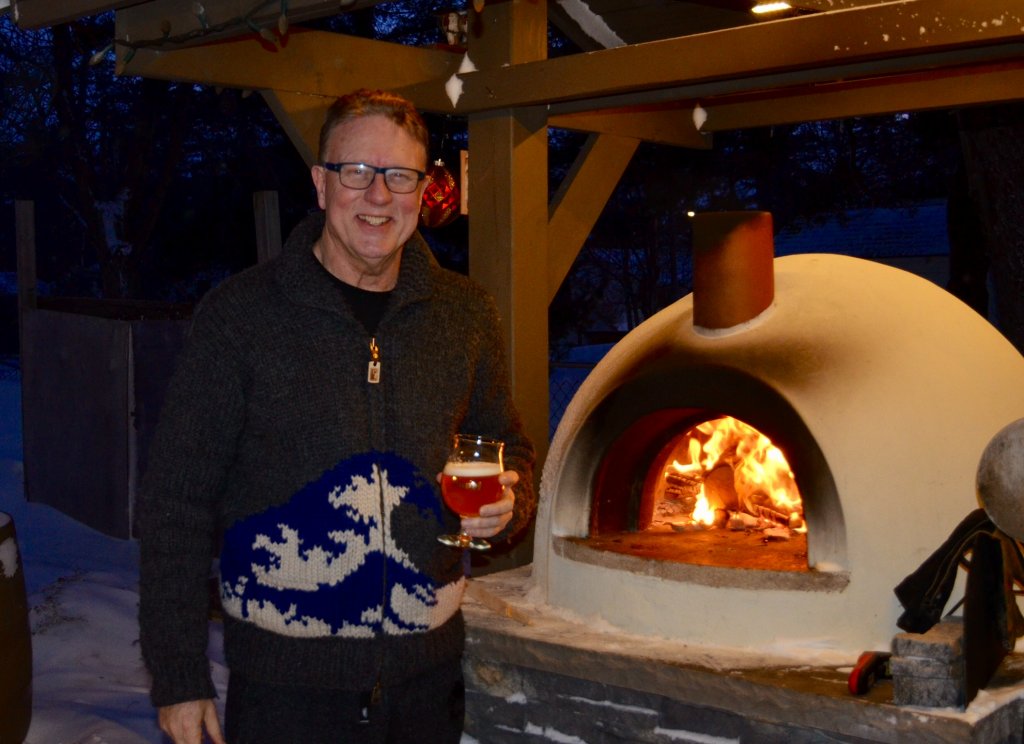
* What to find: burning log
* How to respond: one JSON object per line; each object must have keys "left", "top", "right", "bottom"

{"left": 703, "top": 464, "right": 739, "bottom": 511}
{"left": 750, "top": 503, "right": 790, "bottom": 526}
{"left": 762, "top": 526, "right": 791, "bottom": 541}
{"left": 728, "top": 512, "right": 760, "bottom": 530}
{"left": 664, "top": 470, "right": 702, "bottom": 492}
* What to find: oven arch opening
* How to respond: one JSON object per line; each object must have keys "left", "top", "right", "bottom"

{"left": 552, "top": 364, "right": 849, "bottom": 592}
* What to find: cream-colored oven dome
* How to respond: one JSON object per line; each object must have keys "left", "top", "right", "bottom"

{"left": 534, "top": 252, "right": 1024, "bottom": 656}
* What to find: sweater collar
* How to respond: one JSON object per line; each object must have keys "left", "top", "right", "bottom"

{"left": 275, "top": 211, "right": 438, "bottom": 315}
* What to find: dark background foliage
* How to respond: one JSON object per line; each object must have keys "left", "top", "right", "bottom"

{"left": 2, "top": 3, "right": 1016, "bottom": 358}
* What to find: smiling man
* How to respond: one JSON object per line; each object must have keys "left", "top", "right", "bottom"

{"left": 138, "top": 89, "right": 535, "bottom": 744}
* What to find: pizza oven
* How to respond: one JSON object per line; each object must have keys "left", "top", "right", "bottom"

{"left": 531, "top": 211, "right": 1024, "bottom": 657}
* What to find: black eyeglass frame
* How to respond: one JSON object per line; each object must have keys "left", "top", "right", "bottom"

{"left": 321, "top": 162, "right": 427, "bottom": 194}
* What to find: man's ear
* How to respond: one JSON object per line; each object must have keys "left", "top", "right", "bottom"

{"left": 311, "top": 165, "right": 328, "bottom": 210}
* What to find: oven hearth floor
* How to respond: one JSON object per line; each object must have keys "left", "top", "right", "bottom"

{"left": 578, "top": 528, "right": 809, "bottom": 572}
{"left": 462, "top": 566, "right": 1024, "bottom": 743}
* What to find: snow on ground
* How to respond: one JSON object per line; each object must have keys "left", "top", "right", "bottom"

{"left": 0, "top": 367, "right": 220, "bottom": 744}
{"left": 0, "top": 369, "right": 473, "bottom": 743}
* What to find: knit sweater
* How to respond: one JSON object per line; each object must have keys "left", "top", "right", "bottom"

{"left": 138, "top": 212, "right": 535, "bottom": 706}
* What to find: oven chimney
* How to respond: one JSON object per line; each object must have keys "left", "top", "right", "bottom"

{"left": 691, "top": 211, "right": 774, "bottom": 330}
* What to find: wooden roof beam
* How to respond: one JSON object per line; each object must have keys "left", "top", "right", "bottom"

{"left": 260, "top": 90, "right": 333, "bottom": 167}
{"left": 11, "top": 0, "right": 386, "bottom": 30}
{"left": 115, "top": 28, "right": 462, "bottom": 99}
{"left": 10, "top": 0, "right": 133, "bottom": 28}
{"left": 549, "top": 105, "right": 711, "bottom": 150}
{"left": 114, "top": 0, "right": 387, "bottom": 48}
{"left": 397, "top": 0, "right": 1024, "bottom": 114}
{"left": 546, "top": 58, "right": 1024, "bottom": 138}
{"left": 698, "top": 60, "right": 1024, "bottom": 131}
{"left": 547, "top": 133, "right": 640, "bottom": 302}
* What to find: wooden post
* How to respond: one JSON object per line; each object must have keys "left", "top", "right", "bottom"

{"left": 466, "top": 0, "right": 550, "bottom": 479}
{"left": 14, "top": 200, "right": 37, "bottom": 386}
{"left": 15, "top": 200, "right": 37, "bottom": 503}
{"left": 15, "top": 200, "right": 37, "bottom": 317}
{"left": 253, "top": 191, "right": 282, "bottom": 263}
{"left": 465, "top": 1, "right": 549, "bottom": 571}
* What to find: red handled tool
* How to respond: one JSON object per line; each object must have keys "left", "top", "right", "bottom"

{"left": 848, "top": 651, "right": 892, "bottom": 695}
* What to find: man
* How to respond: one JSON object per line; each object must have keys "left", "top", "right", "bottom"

{"left": 139, "top": 89, "right": 535, "bottom": 744}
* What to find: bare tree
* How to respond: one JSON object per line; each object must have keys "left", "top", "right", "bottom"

{"left": 957, "top": 103, "right": 1024, "bottom": 354}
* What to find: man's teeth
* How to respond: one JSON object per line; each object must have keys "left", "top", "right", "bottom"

{"left": 360, "top": 215, "right": 389, "bottom": 226}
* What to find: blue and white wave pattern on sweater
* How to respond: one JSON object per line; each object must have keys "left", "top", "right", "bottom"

{"left": 218, "top": 452, "right": 464, "bottom": 638}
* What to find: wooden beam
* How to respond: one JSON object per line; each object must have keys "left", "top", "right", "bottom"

{"left": 411, "top": 0, "right": 1024, "bottom": 115}
{"left": 699, "top": 60, "right": 1024, "bottom": 131}
{"left": 114, "top": 0, "right": 387, "bottom": 47}
{"left": 466, "top": 0, "right": 550, "bottom": 485}
{"left": 795, "top": 0, "right": 904, "bottom": 8}
{"left": 11, "top": 0, "right": 134, "bottom": 28}
{"left": 116, "top": 28, "right": 461, "bottom": 103}
{"left": 260, "top": 89, "right": 332, "bottom": 166}
{"left": 547, "top": 134, "right": 639, "bottom": 303}
{"left": 15, "top": 201, "right": 37, "bottom": 316}
{"left": 544, "top": 58, "right": 1024, "bottom": 137}
{"left": 549, "top": 105, "right": 711, "bottom": 149}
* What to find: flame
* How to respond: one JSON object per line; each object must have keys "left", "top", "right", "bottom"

{"left": 690, "top": 485, "right": 715, "bottom": 526}
{"left": 663, "top": 416, "right": 803, "bottom": 530}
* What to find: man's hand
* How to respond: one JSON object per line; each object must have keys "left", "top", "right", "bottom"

{"left": 461, "top": 470, "right": 518, "bottom": 538}
{"left": 158, "top": 699, "right": 225, "bottom": 744}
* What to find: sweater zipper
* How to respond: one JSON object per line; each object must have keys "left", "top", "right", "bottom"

{"left": 367, "top": 337, "right": 381, "bottom": 384}
{"left": 370, "top": 335, "right": 386, "bottom": 710}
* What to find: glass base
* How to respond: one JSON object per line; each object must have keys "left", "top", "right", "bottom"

{"left": 437, "top": 532, "right": 491, "bottom": 551}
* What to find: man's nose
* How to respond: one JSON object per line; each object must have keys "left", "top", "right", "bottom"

{"left": 365, "top": 172, "right": 393, "bottom": 201}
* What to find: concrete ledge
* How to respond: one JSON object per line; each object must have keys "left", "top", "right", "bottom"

{"left": 463, "top": 568, "right": 1024, "bottom": 743}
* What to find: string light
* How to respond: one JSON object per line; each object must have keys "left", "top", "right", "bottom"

{"left": 192, "top": 1, "right": 209, "bottom": 30}
{"left": 278, "top": 0, "right": 290, "bottom": 36}
{"left": 246, "top": 18, "right": 278, "bottom": 46}
{"left": 104, "top": 0, "right": 292, "bottom": 63}
{"left": 88, "top": 42, "right": 114, "bottom": 66}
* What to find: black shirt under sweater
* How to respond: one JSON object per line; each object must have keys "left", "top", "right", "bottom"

{"left": 318, "top": 262, "right": 393, "bottom": 335}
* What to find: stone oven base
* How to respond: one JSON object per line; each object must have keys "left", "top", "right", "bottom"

{"left": 463, "top": 568, "right": 1024, "bottom": 743}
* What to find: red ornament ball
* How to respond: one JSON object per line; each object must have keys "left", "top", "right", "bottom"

{"left": 419, "top": 160, "right": 461, "bottom": 229}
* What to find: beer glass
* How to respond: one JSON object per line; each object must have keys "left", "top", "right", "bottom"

{"left": 437, "top": 434, "right": 504, "bottom": 551}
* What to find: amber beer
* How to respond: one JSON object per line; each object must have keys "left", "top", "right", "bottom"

{"left": 437, "top": 434, "right": 505, "bottom": 550}
{"left": 441, "top": 461, "right": 503, "bottom": 517}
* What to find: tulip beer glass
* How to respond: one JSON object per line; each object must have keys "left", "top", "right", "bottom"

{"left": 437, "top": 434, "right": 504, "bottom": 551}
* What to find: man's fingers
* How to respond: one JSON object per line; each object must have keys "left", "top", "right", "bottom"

{"left": 204, "top": 701, "right": 227, "bottom": 744}
{"left": 158, "top": 700, "right": 222, "bottom": 744}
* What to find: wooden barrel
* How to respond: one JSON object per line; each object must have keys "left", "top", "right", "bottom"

{"left": 0, "top": 512, "right": 32, "bottom": 744}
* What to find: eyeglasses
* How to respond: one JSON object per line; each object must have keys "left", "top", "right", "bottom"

{"left": 321, "top": 162, "right": 427, "bottom": 194}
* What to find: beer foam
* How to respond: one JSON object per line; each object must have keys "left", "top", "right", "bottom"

{"left": 444, "top": 461, "right": 502, "bottom": 477}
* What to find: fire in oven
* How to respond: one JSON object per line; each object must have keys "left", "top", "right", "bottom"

{"left": 567, "top": 359, "right": 844, "bottom": 590}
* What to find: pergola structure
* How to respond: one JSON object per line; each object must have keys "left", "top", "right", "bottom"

{"left": 10, "top": 0, "right": 1024, "bottom": 469}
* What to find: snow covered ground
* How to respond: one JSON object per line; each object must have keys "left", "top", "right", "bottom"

{"left": 0, "top": 368, "right": 477, "bottom": 744}
{"left": 0, "top": 368, "right": 221, "bottom": 743}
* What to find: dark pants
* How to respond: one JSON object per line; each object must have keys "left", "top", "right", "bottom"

{"left": 225, "top": 658, "right": 465, "bottom": 744}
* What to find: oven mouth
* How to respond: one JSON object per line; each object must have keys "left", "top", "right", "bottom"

{"left": 551, "top": 363, "right": 849, "bottom": 593}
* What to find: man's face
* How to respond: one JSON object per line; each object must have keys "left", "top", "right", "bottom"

{"left": 312, "top": 114, "right": 427, "bottom": 286}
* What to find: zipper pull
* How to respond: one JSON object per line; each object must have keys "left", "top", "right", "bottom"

{"left": 367, "top": 337, "right": 381, "bottom": 384}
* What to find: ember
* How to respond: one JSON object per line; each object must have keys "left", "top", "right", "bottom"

{"left": 650, "top": 416, "right": 805, "bottom": 534}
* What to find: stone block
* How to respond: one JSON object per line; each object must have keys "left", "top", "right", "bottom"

{"left": 890, "top": 653, "right": 963, "bottom": 680}
{"left": 893, "top": 673, "right": 965, "bottom": 708}
{"left": 890, "top": 619, "right": 967, "bottom": 707}
{"left": 892, "top": 619, "right": 964, "bottom": 661}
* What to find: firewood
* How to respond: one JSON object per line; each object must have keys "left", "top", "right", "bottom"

{"left": 703, "top": 464, "right": 738, "bottom": 511}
